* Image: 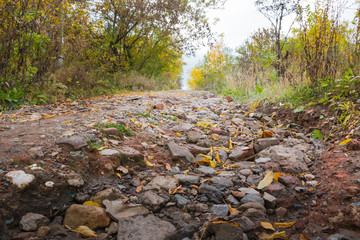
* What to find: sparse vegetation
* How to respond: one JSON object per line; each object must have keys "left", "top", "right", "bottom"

{"left": 96, "top": 123, "right": 133, "bottom": 136}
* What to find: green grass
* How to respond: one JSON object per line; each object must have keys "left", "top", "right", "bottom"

{"left": 96, "top": 122, "right": 133, "bottom": 136}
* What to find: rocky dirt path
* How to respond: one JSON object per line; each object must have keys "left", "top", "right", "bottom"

{"left": 0, "top": 90, "right": 359, "bottom": 240}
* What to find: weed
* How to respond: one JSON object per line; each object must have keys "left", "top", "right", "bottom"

{"left": 312, "top": 130, "right": 323, "bottom": 140}
{"left": 96, "top": 122, "right": 133, "bottom": 136}
{"left": 87, "top": 140, "right": 103, "bottom": 151}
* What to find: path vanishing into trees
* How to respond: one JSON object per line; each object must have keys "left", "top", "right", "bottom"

{"left": 1, "top": 91, "right": 360, "bottom": 240}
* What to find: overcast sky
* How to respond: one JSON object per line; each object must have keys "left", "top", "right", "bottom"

{"left": 181, "top": 0, "right": 358, "bottom": 89}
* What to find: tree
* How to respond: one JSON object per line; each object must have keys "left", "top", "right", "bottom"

{"left": 255, "top": 0, "right": 299, "bottom": 77}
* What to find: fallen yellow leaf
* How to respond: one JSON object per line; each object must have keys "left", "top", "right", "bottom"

{"left": 184, "top": 169, "right": 190, "bottom": 174}
{"left": 145, "top": 158, "right": 154, "bottom": 167}
{"left": 65, "top": 120, "right": 71, "bottom": 124}
{"left": 339, "top": 139, "right": 352, "bottom": 146}
{"left": 210, "top": 160, "right": 216, "bottom": 168}
{"left": 259, "top": 231, "right": 286, "bottom": 240}
{"left": 229, "top": 137, "right": 233, "bottom": 149}
{"left": 73, "top": 225, "right": 98, "bottom": 238}
{"left": 116, "top": 173, "right": 122, "bottom": 179}
{"left": 83, "top": 201, "right": 101, "bottom": 207}
{"left": 215, "top": 151, "right": 221, "bottom": 163}
{"left": 176, "top": 132, "right": 182, "bottom": 136}
{"left": 273, "top": 221, "right": 296, "bottom": 228}
{"left": 257, "top": 171, "right": 274, "bottom": 189}
{"left": 260, "top": 222, "right": 275, "bottom": 231}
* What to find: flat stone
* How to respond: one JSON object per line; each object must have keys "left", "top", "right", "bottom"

{"left": 118, "top": 146, "right": 143, "bottom": 161}
{"left": 206, "top": 222, "right": 244, "bottom": 240}
{"left": 218, "top": 171, "right": 237, "bottom": 178}
{"left": 174, "top": 174, "right": 200, "bottom": 185}
{"left": 187, "top": 202, "right": 209, "bottom": 213}
{"left": 103, "top": 199, "right": 150, "bottom": 221}
{"left": 258, "top": 146, "right": 309, "bottom": 171}
{"left": 211, "top": 177, "right": 234, "bottom": 188}
{"left": 56, "top": 135, "right": 88, "bottom": 150}
{"left": 102, "top": 128, "right": 123, "bottom": 137}
{"left": 187, "top": 131, "right": 203, "bottom": 143}
{"left": 65, "top": 172, "right": 84, "bottom": 187}
{"left": 90, "top": 188, "right": 122, "bottom": 205}
{"left": 5, "top": 170, "right": 35, "bottom": 189}
{"left": 117, "top": 215, "right": 176, "bottom": 240}
{"left": 28, "top": 147, "right": 44, "bottom": 158}
{"left": 211, "top": 204, "right": 229, "bottom": 217}
{"left": 254, "top": 138, "right": 280, "bottom": 153}
{"left": 263, "top": 192, "right": 277, "bottom": 209}
{"left": 200, "top": 184, "right": 225, "bottom": 204}
{"left": 229, "top": 146, "right": 255, "bottom": 161}
{"left": 36, "top": 225, "right": 50, "bottom": 237}
{"left": 100, "top": 149, "right": 120, "bottom": 156}
{"left": 195, "top": 166, "right": 216, "bottom": 175}
{"left": 107, "top": 222, "right": 118, "bottom": 235}
{"left": 190, "top": 145, "right": 210, "bottom": 154}
{"left": 20, "top": 213, "right": 49, "bottom": 231}
{"left": 278, "top": 175, "right": 302, "bottom": 188}
{"left": 275, "top": 207, "right": 288, "bottom": 218}
{"left": 265, "top": 182, "right": 288, "bottom": 198}
{"left": 231, "top": 216, "right": 255, "bottom": 232}
{"left": 239, "top": 169, "right": 252, "bottom": 176}
{"left": 238, "top": 188, "right": 260, "bottom": 195}
{"left": 172, "top": 123, "right": 193, "bottom": 133}
{"left": 238, "top": 202, "right": 266, "bottom": 213}
{"left": 63, "top": 204, "right": 110, "bottom": 229}
{"left": 226, "top": 195, "right": 240, "bottom": 206}
{"left": 255, "top": 157, "right": 272, "bottom": 164}
{"left": 240, "top": 194, "right": 264, "bottom": 206}
{"left": 140, "top": 191, "right": 168, "bottom": 211}
{"left": 175, "top": 194, "right": 190, "bottom": 206}
{"left": 168, "top": 143, "right": 195, "bottom": 163}
{"left": 143, "top": 176, "right": 178, "bottom": 191}
{"left": 243, "top": 208, "right": 266, "bottom": 219}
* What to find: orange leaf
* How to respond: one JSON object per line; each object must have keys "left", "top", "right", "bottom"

{"left": 165, "top": 163, "right": 172, "bottom": 171}
{"left": 273, "top": 221, "right": 296, "bottom": 228}
{"left": 200, "top": 178, "right": 212, "bottom": 184}
{"left": 169, "top": 185, "right": 185, "bottom": 195}
{"left": 136, "top": 184, "right": 143, "bottom": 193}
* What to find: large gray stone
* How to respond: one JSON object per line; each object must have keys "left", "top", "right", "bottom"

{"left": 103, "top": 199, "right": 150, "bottom": 221}
{"left": 168, "top": 143, "right": 195, "bottom": 163}
{"left": 211, "top": 177, "right": 234, "bottom": 188}
{"left": 140, "top": 191, "right": 168, "bottom": 211}
{"left": 258, "top": 146, "right": 309, "bottom": 171}
{"left": 187, "top": 131, "right": 203, "bottom": 143}
{"left": 143, "top": 176, "right": 178, "bottom": 191}
{"left": 240, "top": 194, "right": 264, "bottom": 206}
{"left": 211, "top": 204, "right": 229, "bottom": 217}
{"left": 229, "top": 146, "right": 255, "bottom": 161}
{"left": 174, "top": 174, "right": 200, "bottom": 185}
{"left": 19, "top": 213, "right": 49, "bottom": 231}
{"left": 117, "top": 215, "right": 176, "bottom": 240}
{"left": 56, "top": 135, "right": 88, "bottom": 150}
{"left": 254, "top": 138, "right": 280, "bottom": 153}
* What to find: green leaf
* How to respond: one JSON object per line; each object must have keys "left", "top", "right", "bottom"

{"left": 311, "top": 130, "right": 323, "bottom": 139}
{"left": 294, "top": 106, "right": 305, "bottom": 113}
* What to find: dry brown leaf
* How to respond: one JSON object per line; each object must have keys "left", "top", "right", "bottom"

{"left": 165, "top": 163, "right": 172, "bottom": 171}
{"left": 73, "top": 226, "right": 98, "bottom": 238}
{"left": 169, "top": 185, "right": 186, "bottom": 195}
{"left": 260, "top": 222, "right": 275, "bottom": 231}
{"left": 300, "top": 234, "right": 310, "bottom": 240}
{"left": 136, "top": 184, "right": 143, "bottom": 193}
{"left": 200, "top": 178, "right": 212, "bottom": 184}
{"left": 191, "top": 185, "right": 200, "bottom": 193}
{"left": 117, "top": 166, "right": 129, "bottom": 174}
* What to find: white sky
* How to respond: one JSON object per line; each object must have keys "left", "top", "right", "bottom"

{"left": 181, "top": 0, "right": 358, "bottom": 89}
